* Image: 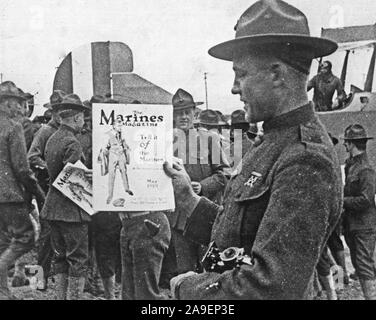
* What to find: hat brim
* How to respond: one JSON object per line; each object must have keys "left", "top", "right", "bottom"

{"left": 53, "top": 102, "right": 90, "bottom": 111}
{"left": 208, "top": 34, "right": 338, "bottom": 61}
{"left": 341, "top": 136, "right": 374, "bottom": 140}
{"left": 199, "top": 121, "right": 226, "bottom": 126}
{"left": 231, "top": 121, "right": 249, "bottom": 126}
{"left": 0, "top": 93, "right": 27, "bottom": 101}
{"left": 173, "top": 102, "right": 204, "bottom": 111}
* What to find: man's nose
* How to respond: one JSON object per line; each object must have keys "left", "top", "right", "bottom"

{"left": 232, "top": 80, "right": 240, "bottom": 95}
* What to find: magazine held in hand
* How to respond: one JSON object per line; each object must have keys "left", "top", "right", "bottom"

{"left": 92, "top": 103, "right": 175, "bottom": 212}
{"left": 52, "top": 160, "right": 94, "bottom": 215}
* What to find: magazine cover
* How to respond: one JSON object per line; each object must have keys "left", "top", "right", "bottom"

{"left": 92, "top": 103, "right": 175, "bottom": 211}
{"left": 52, "top": 160, "right": 94, "bottom": 215}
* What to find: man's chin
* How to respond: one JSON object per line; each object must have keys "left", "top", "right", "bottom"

{"left": 178, "top": 124, "right": 190, "bottom": 131}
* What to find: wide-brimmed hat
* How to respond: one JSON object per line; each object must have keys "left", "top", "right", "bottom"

{"left": 214, "top": 110, "right": 229, "bottom": 126}
{"left": 0, "top": 81, "right": 27, "bottom": 101}
{"left": 231, "top": 110, "right": 248, "bottom": 125}
{"left": 172, "top": 89, "right": 203, "bottom": 111}
{"left": 198, "top": 109, "right": 223, "bottom": 126}
{"left": 342, "top": 124, "right": 373, "bottom": 140}
{"left": 208, "top": 0, "right": 338, "bottom": 61}
{"left": 83, "top": 95, "right": 106, "bottom": 110}
{"left": 47, "top": 90, "right": 67, "bottom": 110}
{"left": 22, "top": 92, "right": 34, "bottom": 101}
{"left": 53, "top": 93, "right": 90, "bottom": 113}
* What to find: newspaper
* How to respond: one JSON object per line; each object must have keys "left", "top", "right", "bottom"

{"left": 52, "top": 160, "right": 94, "bottom": 215}
{"left": 92, "top": 103, "right": 175, "bottom": 212}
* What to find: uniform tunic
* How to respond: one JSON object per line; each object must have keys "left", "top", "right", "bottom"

{"left": 177, "top": 103, "right": 343, "bottom": 299}
{"left": 41, "top": 124, "right": 90, "bottom": 277}
{"left": 0, "top": 111, "right": 44, "bottom": 261}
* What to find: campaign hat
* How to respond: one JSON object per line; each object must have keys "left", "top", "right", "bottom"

{"left": 0, "top": 81, "right": 27, "bottom": 101}
{"left": 231, "top": 110, "right": 248, "bottom": 125}
{"left": 342, "top": 124, "right": 373, "bottom": 140}
{"left": 53, "top": 93, "right": 90, "bottom": 116}
{"left": 172, "top": 88, "right": 203, "bottom": 111}
{"left": 208, "top": 0, "right": 337, "bottom": 61}
{"left": 198, "top": 109, "right": 222, "bottom": 126}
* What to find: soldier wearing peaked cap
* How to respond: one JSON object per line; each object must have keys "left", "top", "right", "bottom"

{"left": 164, "top": 0, "right": 343, "bottom": 300}
{"left": 0, "top": 81, "right": 45, "bottom": 299}
{"left": 27, "top": 90, "right": 66, "bottom": 290}
{"left": 342, "top": 124, "right": 376, "bottom": 300}
{"left": 160, "top": 89, "right": 230, "bottom": 288}
{"left": 41, "top": 93, "right": 91, "bottom": 300}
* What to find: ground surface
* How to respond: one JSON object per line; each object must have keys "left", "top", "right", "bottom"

{"left": 8, "top": 242, "right": 366, "bottom": 300}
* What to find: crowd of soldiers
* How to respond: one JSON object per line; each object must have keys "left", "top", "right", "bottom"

{"left": 0, "top": 80, "right": 258, "bottom": 300}
{"left": 1, "top": 0, "right": 376, "bottom": 301}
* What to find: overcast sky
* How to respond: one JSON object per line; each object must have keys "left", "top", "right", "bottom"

{"left": 1, "top": 0, "right": 376, "bottom": 116}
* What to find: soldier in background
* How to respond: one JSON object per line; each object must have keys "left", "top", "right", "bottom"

{"left": 160, "top": 89, "right": 229, "bottom": 286}
{"left": 214, "top": 110, "right": 230, "bottom": 133}
{"left": 27, "top": 90, "right": 65, "bottom": 290}
{"left": 8, "top": 89, "right": 43, "bottom": 288}
{"left": 0, "top": 81, "right": 45, "bottom": 300}
{"left": 342, "top": 124, "right": 376, "bottom": 300}
{"left": 41, "top": 93, "right": 91, "bottom": 300}
{"left": 28, "top": 91, "right": 64, "bottom": 193}
{"left": 11, "top": 90, "right": 35, "bottom": 151}
{"left": 229, "top": 110, "right": 253, "bottom": 168}
{"left": 307, "top": 60, "right": 346, "bottom": 112}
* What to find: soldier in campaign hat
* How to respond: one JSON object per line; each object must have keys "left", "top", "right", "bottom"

{"left": 342, "top": 124, "right": 376, "bottom": 299}
{"left": 160, "top": 89, "right": 230, "bottom": 288}
{"left": 197, "top": 109, "right": 224, "bottom": 130}
{"left": 164, "top": 0, "right": 343, "bottom": 300}
{"left": 26, "top": 90, "right": 66, "bottom": 290}
{"left": 0, "top": 81, "right": 45, "bottom": 299}
{"left": 229, "top": 110, "right": 254, "bottom": 169}
{"left": 41, "top": 93, "right": 91, "bottom": 300}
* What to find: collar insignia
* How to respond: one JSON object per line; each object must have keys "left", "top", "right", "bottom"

{"left": 245, "top": 171, "right": 262, "bottom": 188}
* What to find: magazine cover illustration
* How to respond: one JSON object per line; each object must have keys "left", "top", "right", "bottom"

{"left": 92, "top": 103, "right": 175, "bottom": 211}
{"left": 52, "top": 160, "right": 94, "bottom": 215}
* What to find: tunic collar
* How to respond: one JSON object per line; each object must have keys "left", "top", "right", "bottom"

{"left": 60, "top": 124, "right": 79, "bottom": 135}
{"left": 346, "top": 152, "right": 368, "bottom": 166}
{"left": 263, "top": 102, "right": 314, "bottom": 133}
{"left": 48, "top": 119, "right": 59, "bottom": 130}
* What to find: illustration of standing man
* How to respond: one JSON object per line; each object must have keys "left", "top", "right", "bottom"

{"left": 99, "top": 117, "right": 133, "bottom": 205}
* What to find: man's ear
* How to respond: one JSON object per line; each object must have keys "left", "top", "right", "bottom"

{"left": 270, "top": 63, "right": 285, "bottom": 88}
{"left": 74, "top": 112, "right": 82, "bottom": 122}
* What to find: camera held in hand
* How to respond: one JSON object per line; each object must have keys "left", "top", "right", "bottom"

{"left": 201, "top": 241, "right": 253, "bottom": 273}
